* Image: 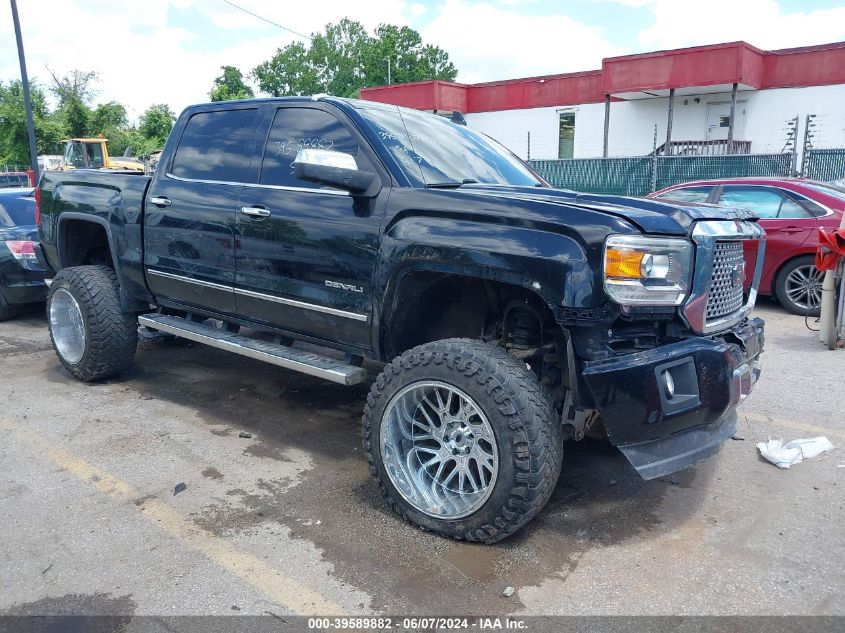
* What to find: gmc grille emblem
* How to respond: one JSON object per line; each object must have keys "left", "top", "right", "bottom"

{"left": 730, "top": 262, "right": 746, "bottom": 289}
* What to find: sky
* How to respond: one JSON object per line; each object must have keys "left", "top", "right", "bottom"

{"left": 2, "top": 0, "right": 845, "bottom": 122}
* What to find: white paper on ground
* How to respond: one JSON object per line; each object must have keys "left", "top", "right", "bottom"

{"left": 757, "top": 437, "right": 835, "bottom": 469}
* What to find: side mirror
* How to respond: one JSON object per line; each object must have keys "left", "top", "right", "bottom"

{"left": 293, "top": 149, "right": 378, "bottom": 196}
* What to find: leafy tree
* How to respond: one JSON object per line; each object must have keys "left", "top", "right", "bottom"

{"left": 138, "top": 104, "right": 176, "bottom": 151}
{"left": 0, "top": 80, "right": 64, "bottom": 165}
{"left": 48, "top": 69, "right": 98, "bottom": 138}
{"left": 365, "top": 25, "right": 457, "bottom": 87}
{"left": 91, "top": 101, "right": 128, "bottom": 133}
{"left": 253, "top": 41, "right": 321, "bottom": 97}
{"left": 209, "top": 65, "right": 255, "bottom": 101}
{"left": 252, "top": 19, "right": 458, "bottom": 98}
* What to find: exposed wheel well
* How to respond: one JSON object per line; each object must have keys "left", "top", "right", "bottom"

{"left": 59, "top": 220, "right": 114, "bottom": 269}
{"left": 384, "top": 272, "right": 559, "bottom": 358}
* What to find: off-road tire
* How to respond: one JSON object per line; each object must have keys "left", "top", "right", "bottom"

{"left": 363, "top": 338, "right": 563, "bottom": 543}
{"left": 774, "top": 255, "right": 822, "bottom": 317}
{"left": 0, "top": 291, "right": 17, "bottom": 321}
{"left": 47, "top": 266, "right": 138, "bottom": 381}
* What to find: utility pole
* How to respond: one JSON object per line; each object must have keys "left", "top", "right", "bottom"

{"left": 386, "top": 57, "right": 392, "bottom": 85}
{"left": 10, "top": 0, "right": 39, "bottom": 183}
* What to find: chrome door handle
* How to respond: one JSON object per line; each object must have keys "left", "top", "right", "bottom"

{"left": 149, "top": 196, "right": 171, "bottom": 207}
{"left": 240, "top": 206, "right": 271, "bottom": 218}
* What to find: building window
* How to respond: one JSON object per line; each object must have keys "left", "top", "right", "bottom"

{"left": 558, "top": 112, "right": 575, "bottom": 159}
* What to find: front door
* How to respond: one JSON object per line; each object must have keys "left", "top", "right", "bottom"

{"left": 716, "top": 185, "right": 819, "bottom": 287}
{"left": 706, "top": 102, "right": 746, "bottom": 141}
{"left": 233, "top": 104, "right": 382, "bottom": 349}
{"left": 144, "top": 106, "right": 262, "bottom": 315}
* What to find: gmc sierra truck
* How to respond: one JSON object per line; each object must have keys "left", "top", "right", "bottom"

{"left": 36, "top": 96, "right": 765, "bottom": 543}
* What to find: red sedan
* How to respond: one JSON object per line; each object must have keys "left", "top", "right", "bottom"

{"left": 648, "top": 178, "right": 845, "bottom": 316}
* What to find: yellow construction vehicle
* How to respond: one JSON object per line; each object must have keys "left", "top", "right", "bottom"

{"left": 60, "top": 137, "right": 145, "bottom": 172}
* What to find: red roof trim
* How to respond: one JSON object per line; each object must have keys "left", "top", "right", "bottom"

{"left": 359, "top": 40, "right": 845, "bottom": 113}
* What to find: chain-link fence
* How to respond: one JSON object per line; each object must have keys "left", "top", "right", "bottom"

{"left": 530, "top": 153, "right": 794, "bottom": 196}
{"left": 529, "top": 157, "right": 654, "bottom": 196}
{"left": 804, "top": 149, "right": 845, "bottom": 181}
{"left": 654, "top": 153, "right": 793, "bottom": 191}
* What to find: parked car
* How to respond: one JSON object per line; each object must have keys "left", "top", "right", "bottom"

{"left": 37, "top": 97, "right": 765, "bottom": 542}
{"left": 649, "top": 178, "right": 845, "bottom": 316}
{"left": 0, "top": 188, "right": 48, "bottom": 320}
{"left": 0, "top": 171, "right": 31, "bottom": 189}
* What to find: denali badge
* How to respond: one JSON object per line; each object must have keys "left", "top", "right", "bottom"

{"left": 325, "top": 280, "right": 364, "bottom": 293}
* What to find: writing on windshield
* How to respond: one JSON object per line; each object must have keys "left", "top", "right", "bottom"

{"left": 358, "top": 104, "right": 541, "bottom": 188}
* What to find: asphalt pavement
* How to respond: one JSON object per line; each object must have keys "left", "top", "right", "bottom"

{"left": 0, "top": 301, "right": 842, "bottom": 618}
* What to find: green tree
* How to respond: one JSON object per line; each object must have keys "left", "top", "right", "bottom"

{"left": 365, "top": 24, "right": 457, "bottom": 87}
{"left": 138, "top": 104, "right": 176, "bottom": 151}
{"left": 48, "top": 69, "right": 98, "bottom": 138}
{"left": 252, "top": 19, "right": 458, "bottom": 98}
{"left": 89, "top": 102, "right": 134, "bottom": 155}
{"left": 253, "top": 41, "right": 321, "bottom": 97}
{"left": 0, "top": 80, "right": 65, "bottom": 165}
{"left": 209, "top": 65, "right": 255, "bottom": 101}
{"left": 90, "top": 101, "right": 128, "bottom": 133}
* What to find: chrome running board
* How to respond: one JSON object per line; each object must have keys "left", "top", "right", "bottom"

{"left": 138, "top": 314, "right": 368, "bottom": 386}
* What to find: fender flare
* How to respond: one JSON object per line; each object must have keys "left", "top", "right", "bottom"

{"left": 55, "top": 212, "right": 147, "bottom": 312}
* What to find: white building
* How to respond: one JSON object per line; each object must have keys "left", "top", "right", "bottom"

{"left": 360, "top": 41, "right": 845, "bottom": 163}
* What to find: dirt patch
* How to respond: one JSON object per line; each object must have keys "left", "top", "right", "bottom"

{"left": 201, "top": 467, "right": 223, "bottom": 480}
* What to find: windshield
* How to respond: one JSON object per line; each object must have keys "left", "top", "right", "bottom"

{"left": 805, "top": 182, "right": 845, "bottom": 203}
{"left": 356, "top": 103, "right": 542, "bottom": 188}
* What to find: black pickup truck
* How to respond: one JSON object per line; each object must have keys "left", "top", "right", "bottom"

{"left": 37, "top": 96, "right": 765, "bottom": 542}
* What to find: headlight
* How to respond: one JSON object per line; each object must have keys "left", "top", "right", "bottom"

{"left": 604, "top": 235, "right": 693, "bottom": 306}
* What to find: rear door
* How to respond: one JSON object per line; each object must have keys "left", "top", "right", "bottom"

{"left": 233, "top": 103, "right": 382, "bottom": 349}
{"left": 716, "top": 185, "right": 819, "bottom": 286}
{"left": 144, "top": 106, "right": 261, "bottom": 315}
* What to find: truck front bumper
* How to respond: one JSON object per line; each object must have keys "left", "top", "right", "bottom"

{"left": 582, "top": 317, "right": 764, "bottom": 480}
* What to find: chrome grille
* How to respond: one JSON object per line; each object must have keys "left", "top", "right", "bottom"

{"left": 705, "top": 241, "right": 746, "bottom": 322}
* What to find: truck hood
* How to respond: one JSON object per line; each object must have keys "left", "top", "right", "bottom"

{"left": 457, "top": 184, "right": 756, "bottom": 235}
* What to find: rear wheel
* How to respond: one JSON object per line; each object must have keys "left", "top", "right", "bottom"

{"left": 47, "top": 265, "right": 138, "bottom": 381}
{"left": 775, "top": 255, "right": 824, "bottom": 316}
{"left": 363, "top": 338, "right": 563, "bottom": 543}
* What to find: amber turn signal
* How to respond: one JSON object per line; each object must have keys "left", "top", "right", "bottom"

{"left": 605, "top": 249, "right": 644, "bottom": 278}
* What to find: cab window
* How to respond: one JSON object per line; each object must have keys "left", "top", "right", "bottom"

{"left": 654, "top": 186, "right": 713, "bottom": 203}
{"left": 259, "top": 107, "right": 361, "bottom": 189}
{"left": 170, "top": 108, "right": 260, "bottom": 183}
{"left": 718, "top": 186, "right": 810, "bottom": 219}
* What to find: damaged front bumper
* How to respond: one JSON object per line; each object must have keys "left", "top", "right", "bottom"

{"left": 582, "top": 317, "right": 764, "bottom": 480}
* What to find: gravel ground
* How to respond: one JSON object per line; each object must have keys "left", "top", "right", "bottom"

{"left": 0, "top": 301, "right": 842, "bottom": 618}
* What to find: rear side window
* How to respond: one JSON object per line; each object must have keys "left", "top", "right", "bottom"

{"left": 259, "top": 107, "right": 360, "bottom": 189}
{"left": 654, "top": 186, "right": 713, "bottom": 203}
{"left": 718, "top": 186, "right": 810, "bottom": 219}
{"left": 170, "top": 108, "right": 259, "bottom": 183}
{"left": 0, "top": 198, "right": 35, "bottom": 227}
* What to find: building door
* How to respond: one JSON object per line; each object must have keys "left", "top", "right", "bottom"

{"left": 558, "top": 112, "right": 575, "bottom": 159}
{"left": 706, "top": 102, "right": 746, "bottom": 141}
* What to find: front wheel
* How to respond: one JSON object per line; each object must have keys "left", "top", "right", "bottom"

{"left": 47, "top": 265, "right": 138, "bottom": 381}
{"left": 363, "top": 339, "right": 562, "bottom": 543}
{"left": 774, "top": 255, "right": 824, "bottom": 316}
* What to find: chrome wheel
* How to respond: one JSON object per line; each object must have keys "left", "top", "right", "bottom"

{"left": 380, "top": 381, "right": 498, "bottom": 519}
{"left": 784, "top": 264, "right": 823, "bottom": 311}
{"left": 50, "top": 288, "right": 86, "bottom": 364}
